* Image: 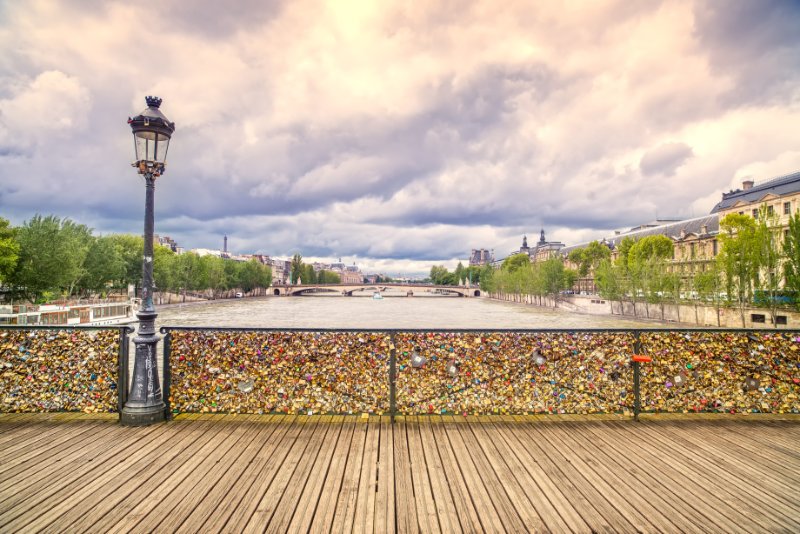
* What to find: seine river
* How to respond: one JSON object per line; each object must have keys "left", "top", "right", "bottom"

{"left": 155, "top": 291, "right": 654, "bottom": 329}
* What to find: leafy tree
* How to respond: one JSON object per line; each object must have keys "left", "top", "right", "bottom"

{"left": 318, "top": 270, "right": 341, "bottom": 284}
{"left": 540, "top": 257, "right": 568, "bottom": 306}
{"left": 301, "top": 264, "right": 317, "bottom": 285}
{"left": 718, "top": 213, "right": 758, "bottom": 327}
{"left": 454, "top": 262, "right": 465, "bottom": 284}
{"left": 627, "top": 235, "right": 673, "bottom": 318}
{"left": 479, "top": 264, "right": 495, "bottom": 293}
{"left": 202, "top": 255, "right": 228, "bottom": 299}
{"left": 239, "top": 258, "right": 264, "bottom": 294}
{"left": 290, "top": 253, "right": 303, "bottom": 284}
{"left": 501, "top": 253, "right": 531, "bottom": 273}
{"left": 79, "top": 235, "right": 124, "bottom": 296}
{"left": 107, "top": 234, "right": 143, "bottom": 290}
{"left": 596, "top": 259, "right": 624, "bottom": 314}
{"left": 8, "top": 215, "right": 92, "bottom": 302}
{"left": 153, "top": 245, "right": 177, "bottom": 302}
{"left": 694, "top": 265, "right": 723, "bottom": 326}
{"left": 568, "top": 241, "right": 611, "bottom": 277}
{"left": 783, "top": 211, "right": 800, "bottom": 309}
{"left": 0, "top": 217, "right": 20, "bottom": 284}
{"left": 753, "top": 203, "right": 783, "bottom": 326}
{"left": 429, "top": 265, "right": 454, "bottom": 285}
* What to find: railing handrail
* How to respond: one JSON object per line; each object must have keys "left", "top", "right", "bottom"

{"left": 159, "top": 325, "right": 800, "bottom": 334}
{"left": 0, "top": 325, "right": 135, "bottom": 332}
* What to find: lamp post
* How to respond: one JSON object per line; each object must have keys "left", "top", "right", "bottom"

{"left": 120, "top": 96, "right": 175, "bottom": 426}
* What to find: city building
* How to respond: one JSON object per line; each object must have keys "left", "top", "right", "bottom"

{"left": 469, "top": 249, "right": 494, "bottom": 267}
{"left": 530, "top": 229, "right": 565, "bottom": 263}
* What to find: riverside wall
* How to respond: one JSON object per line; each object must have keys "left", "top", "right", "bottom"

{"left": 486, "top": 292, "right": 800, "bottom": 329}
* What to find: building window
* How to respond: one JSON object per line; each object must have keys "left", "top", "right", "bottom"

{"left": 739, "top": 211, "right": 744, "bottom": 215}
{"left": 751, "top": 314, "right": 766, "bottom": 323}
{"left": 767, "top": 205, "right": 774, "bottom": 216}
{"left": 752, "top": 209, "right": 758, "bottom": 219}
{"left": 712, "top": 239, "right": 718, "bottom": 256}
{"left": 785, "top": 202, "right": 791, "bottom": 215}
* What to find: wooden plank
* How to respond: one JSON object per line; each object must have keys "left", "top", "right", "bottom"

{"left": 393, "top": 419, "right": 419, "bottom": 534}
{"left": 635, "top": 420, "right": 800, "bottom": 530}
{"left": 351, "top": 416, "right": 379, "bottom": 534}
{"left": 405, "top": 417, "right": 441, "bottom": 534}
{"left": 308, "top": 416, "right": 357, "bottom": 533}
{"left": 104, "top": 415, "right": 247, "bottom": 533}
{"left": 535, "top": 421, "right": 676, "bottom": 532}
{"left": 148, "top": 415, "right": 272, "bottom": 533}
{"left": 615, "top": 420, "right": 795, "bottom": 532}
{"left": 416, "top": 417, "right": 461, "bottom": 533}
{"left": 242, "top": 416, "right": 322, "bottom": 532}
{"left": 0, "top": 420, "right": 121, "bottom": 491}
{"left": 284, "top": 416, "right": 347, "bottom": 533}
{"left": 487, "top": 418, "right": 590, "bottom": 533}
{"left": 442, "top": 415, "right": 505, "bottom": 531}
{"left": 642, "top": 420, "right": 800, "bottom": 508}
{"left": 506, "top": 417, "right": 625, "bottom": 532}
{"left": 428, "top": 416, "right": 484, "bottom": 533}
{"left": 577, "top": 419, "right": 759, "bottom": 533}
{"left": 196, "top": 416, "right": 291, "bottom": 533}
{"left": 453, "top": 417, "right": 528, "bottom": 532}
{"left": 222, "top": 416, "right": 303, "bottom": 532}
{"left": 331, "top": 416, "right": 369, "bottom": 534}
{"left": 0, "top": 422, "right": 167, "bottom": 532}
{"left": 373, "top": 416, "right": 396, "bottom": 534}
{"left": 39, "top": 416, "right": 222, "bottom": 534}
{"left": 0, "top": 419, "right": 113, "bottom": 477}
{"left": 467, "top": 416, "right": 565, "bottom": 532}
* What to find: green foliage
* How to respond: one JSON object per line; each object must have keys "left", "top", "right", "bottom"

{"left": 8, "top": 215, "right": 92, "bottom": 302}
{"left": 783, "top": 211, "right": 800, "bottom": 308}
{"left": 0, "top": 217, "right": 20, "bottom": 283}
{"left": 317, "top": 270, "right": 341, "bottom": 284}
{"left": 106, "top": 234, "right": 143, "bottom": 288}
{"left": 595, "top": 259, "right": 624, "bottom": 301}
{"left": 568, "top": 241, "right": 611, "bottom": 277}
{"left": 429, "top": 265, "right": 456, "bottom": 285}
{"left": 78, "top": 236, "right": 125, "bottom": 295}
{"left": 501, "top": 253, "right": 531, "bottom": 273}
{"left": 290, "top": 253, "right": 303, "bottom": 284}
{"left": 718, "top": 213, "right": 758, "bottom": 325}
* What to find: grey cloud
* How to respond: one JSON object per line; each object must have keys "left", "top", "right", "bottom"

{"left": 693, "top": 0, "right": 800, "bottom": 106}
{"left": 640, "top": 142, "right": 694, "bottom": 177}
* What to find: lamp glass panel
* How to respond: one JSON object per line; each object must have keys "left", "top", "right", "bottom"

{"left": 134, "top": 131, "right": 171, "bottom": 164}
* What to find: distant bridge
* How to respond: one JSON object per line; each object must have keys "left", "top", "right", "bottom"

{"left": 268, "top": 283, "right": 480, "bottom": 297}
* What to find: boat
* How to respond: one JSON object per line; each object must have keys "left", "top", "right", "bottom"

{"left": 0, "top": 300, "right": 135, "bottom": 327}
{"left": 372, "top": 292, "right": 383, "bottom": 300}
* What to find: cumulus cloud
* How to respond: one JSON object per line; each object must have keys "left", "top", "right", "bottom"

{"left": 0, "top": 0, "right": 799, "bottom": 276}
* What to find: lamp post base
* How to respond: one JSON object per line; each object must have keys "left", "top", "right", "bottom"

{"left": 120, "top": 403, "right": 166, "bottom": 426}
{"left": 120, "top": 319, "right": 165, "bottom": 426}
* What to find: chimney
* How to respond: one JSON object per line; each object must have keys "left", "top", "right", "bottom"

{"left": 742, "top": 180, "right": 754, "bottom": 190}
{"left": 701, "top": 224, "right": 708, "bottom": 234}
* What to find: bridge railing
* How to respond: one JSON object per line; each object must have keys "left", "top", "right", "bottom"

{"left": 160, "top": 327, "right": 800, "bottom": 419}
{"left": 0, "top": 326, "right": 132, "bottom": 415}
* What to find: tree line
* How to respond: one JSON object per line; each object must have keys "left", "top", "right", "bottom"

{"left": 0, "top": 215, "right": 272, "bottom": 303}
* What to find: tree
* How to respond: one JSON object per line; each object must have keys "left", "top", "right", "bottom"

{"left": 627, "top": 235, "right": 673, "bottom": 318}
{"left": 479, "top": 264, "right": 495, "bottom": 293}
{"left": 753, "top": 203, "right": 783, "bottom": 326}
{"left": 0, "top": 217, "right": 20, "bottom": 284}
{"left": 568, "top": 241, "right": 611, "bottom": 278}
{"left": 694, "top": 265, "right": 723, "bottom": 326}
{"left": 429, "top": 265, "right": 452, "bottom": 285}
{"left": 540, "top": 257, "right": 569, "bottom": 306}
{"left": 717, "top": 213, "right": 758, "bottom": 327}
{"left": 502, "top": 253, "right": 531, "bottom": 273}
{"left": 153, "top": 245, "right": 177, "bottom": 303}
{"left": 291, "top": 253, "right": 303, "bottom": 284}
{"left": 107, "top": 234, "right": 143, "bottom": 290}
{"left": 596, "top": 259, "right": 624, "bottom": 314}
{"left": 318, "top": 270, "right": 341, "bottom": 284}
{"left": 239, "top": 258, "right": 264, "bottom": 294}
{"left": 8, "top": 215, "right": 92, "bottom": 302}
{"left": 454, "top": 262, "right": 465, "bottom": 284}
{"left": 783, "top": 211, "right": 800, "bottom": 309}
{"left": 78, "top": 236, "right": 124, "bottom": 296}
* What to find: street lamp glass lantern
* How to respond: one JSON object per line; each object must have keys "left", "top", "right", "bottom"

{"left": 128, "top": 96, "right": 175, "bottom": 175}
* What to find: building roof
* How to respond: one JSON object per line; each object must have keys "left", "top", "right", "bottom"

{"left": 711, "top": 170, "right": 800, "bottom": 213}
{"left": 560, "top": 214, "right": 719, "bottom": 255}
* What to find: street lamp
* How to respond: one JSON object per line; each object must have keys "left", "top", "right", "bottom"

{"left": 120, "top": 96, "right": 175, "bottom": 426}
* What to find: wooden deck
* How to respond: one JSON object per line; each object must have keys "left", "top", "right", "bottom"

{"left": 0, "top": 414, "right": 798, "bottom": 533}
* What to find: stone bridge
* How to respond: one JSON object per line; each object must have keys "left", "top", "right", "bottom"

{"left": 268, "top": 282, "right": 480, "bottom": 297}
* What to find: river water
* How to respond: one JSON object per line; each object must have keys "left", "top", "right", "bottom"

{"left": 155, "top": 291, "right": 654, "bottom": 329}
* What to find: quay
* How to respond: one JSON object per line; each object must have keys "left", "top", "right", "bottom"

{"left": 1, "top": 413, "right": 798, "bottom": 533}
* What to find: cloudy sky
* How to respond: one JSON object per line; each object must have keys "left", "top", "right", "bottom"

{"left": 1, "top": 0, "right": 799, "bottom": 276}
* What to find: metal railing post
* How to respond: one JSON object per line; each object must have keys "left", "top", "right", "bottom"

{"left": 633, "top": 331, "right": 642, "bottom": 421}
{"left": 390, "top": 333, "right": 397, "bottom": 424}
{"left": 117, "top": 327, "right": 131, "bottom": 418}
{"left": 163, "top": 330, "right": 172, "bottom": 420}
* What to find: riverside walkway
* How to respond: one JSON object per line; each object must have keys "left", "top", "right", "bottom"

{"left": 1, "top": 413, "right": 799, "bottom": 533}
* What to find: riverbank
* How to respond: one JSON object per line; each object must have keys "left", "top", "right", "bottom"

{"left": 485, "top": 291, "right": 800, "bottom": 329}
